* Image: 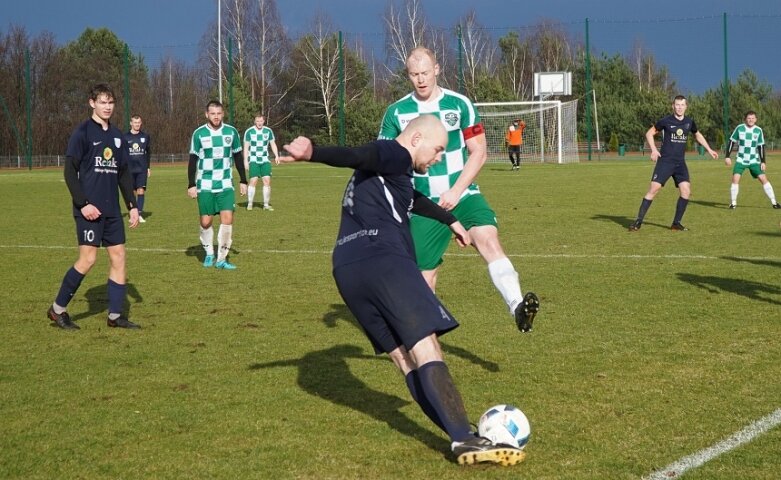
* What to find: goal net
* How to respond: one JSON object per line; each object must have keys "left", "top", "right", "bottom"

{"left": 476, "top": 100, "right": 580, "bottom": 164}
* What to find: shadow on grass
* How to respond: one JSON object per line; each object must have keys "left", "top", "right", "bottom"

{"left": 591, "top": 214, "right": 635, "bottom": 229}
{"left": 721, "top": 256, "right": 781, "bottom": 269}
{"left": 323, "top": 304, "right": 498, "bottom": 372}
{"left": 687, "top": 199, "right": 725, "bottom": 209}
{"left": 249, "top": 344, "right": 448, "bottom": 457}
{"left": 70, "top": 281, "right": 143, "bottom": 322}
{"left": 591, "top": 214, "right": 668, "bottom": 231}
{"left": 677, "top": 273, "right": 781, "bottom": 306}
{"left": 185, "top": 244, "right": 239, "bottom": 264}
{"left": 752, "top": 230, "right": 781, "bottom": 238}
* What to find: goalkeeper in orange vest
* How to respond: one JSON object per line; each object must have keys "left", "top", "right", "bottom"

{"left": 505, "top": 119, "right": 525, "bottom": 170}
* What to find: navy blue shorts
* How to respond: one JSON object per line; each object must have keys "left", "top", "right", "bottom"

{"left": 651, "top": 160, "right": 689, "bottom": 187}
{"left": 132, "top": 171, "right": 148, "bottom": 190}
{"left": 333, "top": 255, "right": 459, "bottom": 354}
{"left": 75, "top": 215, "right": 126, "bottom": 247}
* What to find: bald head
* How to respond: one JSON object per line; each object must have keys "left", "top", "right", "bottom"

{"left": 406, "top": 46, "right": 440, "bottom": 101}
{"left": 396, "top": 115, "right": 447, "bottom": 174}
{"left": 407, "top": 46, "right": 437, "bottom": 65}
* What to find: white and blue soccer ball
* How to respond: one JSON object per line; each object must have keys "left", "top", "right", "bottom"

{"left": 478, "top": 404, "right": 531, "bottom": 449}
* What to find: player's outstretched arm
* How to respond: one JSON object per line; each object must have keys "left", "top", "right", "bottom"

{"left": 279, "top": 136, "right": 313, "bottom": 162}
{"left": 694, "top": 132, "right": 718, "bottom": 159}
{"left": 411, "top": 191, "right": 470, "bottom": 247}
{"left": 449, "top": 221, "right": 470, "bottom": 248}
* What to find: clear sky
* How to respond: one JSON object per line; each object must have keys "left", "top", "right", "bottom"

{"left": 4, "top": 0, "right": 781, "bottom": 94}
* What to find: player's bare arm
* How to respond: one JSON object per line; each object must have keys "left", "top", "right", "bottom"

{"left": 271, "top": 140, "right": 280, "bottom": 164}
{"left": 694, "top": 131, "right": 718, "bottom": 159}
{"left": 645, "top": 126, "right": 660, "bottom": 162}
{"left": 449, "top": 221, "right": 470, "bottom": 248}
{"left": 438, "top": 132, "right": 487, "bottom": 210}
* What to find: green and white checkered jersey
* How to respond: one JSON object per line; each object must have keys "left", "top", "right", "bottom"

{"left": 730, "top": 123, "right": 764, "bottom": 165}
{"left": 244, "top": 126, "right": 275, "bottom": 164}
{"left": 378, "top": 88, "right": 482, "bottom": 201}
{"left": 189, "top": 123, "right": 242, "bottom": 193}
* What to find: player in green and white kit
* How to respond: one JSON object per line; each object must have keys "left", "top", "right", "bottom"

{"left": 243, "top": 114, "right": 279, "bottom": 211}
{"left": 188, "top": 100, "right": 248, "bottom": 270}
{"left": 725, "top": 111, "right": 780, "bottom": 209}
{"left": 379, "top": 46, "right": 539, "bottom": 333}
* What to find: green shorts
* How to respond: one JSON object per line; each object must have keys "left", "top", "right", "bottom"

{"left": 197, "top": 189, "right": 235, "bottom": 216}
{"left": 249, "top": 162, "right": 272, "bottom": 178}
{"left": 732, "top": 162, "right": 763, "bottom": 179}
{"left": 411, "top": 193, "right": 498, "bottom": 270}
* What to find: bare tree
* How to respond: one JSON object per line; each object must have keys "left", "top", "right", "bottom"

{"left": 531, "top": 20, "right": 574, "bottom": 72}
{"left": 223, "top": 0, "right": 254, "bottom": 78}
{"left": 498, "top": 31, "right": 533, "bottom": 100}
{"left": 294, "top": 14, "right": 341, "bottom": 139}
{"left": 148, "top": 56, "right": 206, "bottom": 153}
{"left": 382, "top": 0, "right": 429, "bottom": 75}
{"left": 247, "top": 0, "right": 295, "bottom": 124}
{"left": 458, "top": 10, "right": 496, "bottom": 92}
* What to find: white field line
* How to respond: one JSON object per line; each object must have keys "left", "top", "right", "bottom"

{"left": 643, "top": 408, "right": 781, "bottom": 480}
{"left": 2, "top": 244, "right": 781, "bottom": 262}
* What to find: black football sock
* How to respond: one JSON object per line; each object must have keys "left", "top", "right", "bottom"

{"left": 416, "top": 361, "right": 472, "bottom": 442}
{"left": 137, "top": 194, "right": 145, "bottom": 214}
{"left": 673, "top": 197, "right": 689, "bottom": 224}
{"left": 107, "top": 279, "right": 126, "bottom": 316}
{"left": 54, "top": 267, "right": 85, "bottom": 308}
{"left": 636, "top": 198, "right": 653, "bottom": 222}
{"left": 405, "top": 370, "right": 446, "bottom": 432}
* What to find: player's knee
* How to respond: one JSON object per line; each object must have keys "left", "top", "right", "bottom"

{"left": 409, "top": 334, "right": 444, "bottom": 367}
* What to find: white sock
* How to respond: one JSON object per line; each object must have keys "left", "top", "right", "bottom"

{"left": 200, "top": 226, "right": 214, "bottom": 256}
{"left": 52, "top": 303, "right": 66, "bottom": 314}
{"left": 247, "top": 186, "right": 256, "bottom": 205}
{"left": 763, "top": 182, "right": 777, "bottom": 204}
{"left": 730, "top": 183, "right": 739, "bottom": 205}
{"left": 263, "top": 185, "right": 271, "bottom": 206}
{"left": 487, "top": 257, "right": 523, "bottom": 314}
{"left": 217, "top": 224, "right": 233, "bottom": 262}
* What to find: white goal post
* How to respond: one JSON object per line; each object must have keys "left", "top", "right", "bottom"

{"left": 475, "top": 100, "right": 580, "bottom": 165}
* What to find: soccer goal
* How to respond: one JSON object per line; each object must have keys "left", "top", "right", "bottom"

{"left": 476, "top": 100, "right": 580, "bottom": 165}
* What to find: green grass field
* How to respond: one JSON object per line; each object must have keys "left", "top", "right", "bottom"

{"left": 1, "top": 157, "right": 779, "bottom": 479}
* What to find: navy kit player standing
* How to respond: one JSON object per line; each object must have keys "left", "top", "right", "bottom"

{"left": 629, "top": 95, "right": 718, "bottom": 231}
{"left": 124, "top": 114, "right": 151, "bottom": 222}
{"left": 279, "top": 115, "right": 526, "bottom": 467}
{"left": 47, "top": 83, "right": 141, "bottom": 330}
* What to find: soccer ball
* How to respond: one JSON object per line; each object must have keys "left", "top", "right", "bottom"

{"left": 478, "top": 404, "right": 531, "bottom": 449}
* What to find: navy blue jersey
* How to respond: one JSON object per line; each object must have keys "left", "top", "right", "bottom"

{"left": 332, "top": 141, "right": 417, "bottom": 268}
{"left": 655, "top": 114, "right": 698, "bottom": 161}
{"left": 124, "top": 130, "right": 151, "bottom": 173}
{"left": 66, "top": 119, "right": 128, "bottom": 218}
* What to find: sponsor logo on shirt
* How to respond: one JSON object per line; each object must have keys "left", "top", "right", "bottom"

{"left": 671, "top": 126, "right": 687, "bottom": 143}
